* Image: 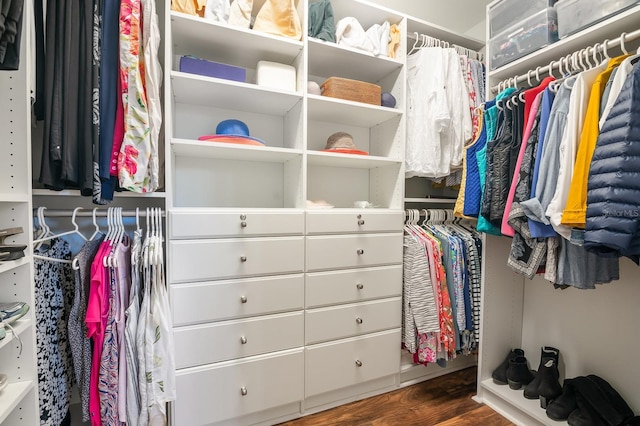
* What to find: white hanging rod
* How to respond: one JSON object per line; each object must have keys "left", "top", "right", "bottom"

{"left": 491, "top": 28, "right": 640, "bottom": 93}
{"left": 407, "top": 31, "right": 484, "bottom": 60}
{"left": 35, "top": 208, "right": 165, "bottom": 218}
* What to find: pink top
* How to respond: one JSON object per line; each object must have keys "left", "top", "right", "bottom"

{"left": 86, "top": 241, "right": 110, "bottom": 426}
{"left": 110, "top": 75, "right": 125, "bottom": 177}
{"left": 501, "top": 92, "right": 544, "bottom": 236}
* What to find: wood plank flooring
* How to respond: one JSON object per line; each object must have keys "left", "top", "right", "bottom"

{"left": 278, "top": 367, "right": 513, "bottom": 426}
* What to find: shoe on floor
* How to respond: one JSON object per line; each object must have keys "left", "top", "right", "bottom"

{"left": 0, "top": 302, "right": 29, "bottom": 325}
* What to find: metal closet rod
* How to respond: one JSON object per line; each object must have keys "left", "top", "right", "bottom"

{"left": 491, "top": 28, "right": 640, "bottom": 93}
{"left": 35, "top": 208, "right": 165, "bottom": 218}
{"left": 407, "top": 31, "right": 484, "bottom": 60}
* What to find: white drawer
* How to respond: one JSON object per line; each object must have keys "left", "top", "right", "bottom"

{"left": 170, "top": 209, "right": 304, "bottom": 239}
{"left": 306, "top": 233, "right": 402, "bottom": 272}
{"left": 305, "top": 298, "right": 401, "bottom": 344}
{"left": 170, "top": 237, "right": 304, "bottom": 283}
{"left": 305, "top": 330, "right": 401, "bottom": 397}
{"left": 306, "top": 210, "right": 403, "bottom": 234}
{"left": 171, "top": 274, "right": 303, "bottom": 325}
{"left": 174, "top": 312, "right": 303, "bottom": 368}
{"left": 306, "top": 265, "right": 402, "bottom": 308}
{"left": 174, "top": 349, "right": 304, "bottom": 425}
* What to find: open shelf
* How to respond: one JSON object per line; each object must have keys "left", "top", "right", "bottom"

{"left": 481, "top": 379, "right": 568, "bottom": 426}
{"left": 172, "top": 139, "right": 303, "bottom": 163}
{"left": 307, "top": 38, "right": 403, "bottom": 83}
{"left": 171, "top": 71, "right": 303, "bottom": 116}
{"left": 170, "top": 11, "right": 303, "bottom": 69}
{"left": 307, "top": 151, "right": 401, "bottom": 169}
{"left": 488, "top": 4, "right": 640, "bottom": 81}
{"left": 406, "top": 16, "right": 485, "bottom": 52}
{"left": 404, "top": 198, "right": 457, "bottom": 204}
{"left": 0, "top": 194, "right": 29, "bottom": 203}
{"left": 307, "top": 94, "right": 402, "bottom": 128}
{"left": 0, "top": 256, "right": 31, "bottom": 275}
{"left": 0, "top": 319, "right": 31, "bottom": 351}
{"left": 0, "top": 381, "right": 34, "bottom": 424}
{"left": 32, "top": 189, "right": 166, "bottom": 198}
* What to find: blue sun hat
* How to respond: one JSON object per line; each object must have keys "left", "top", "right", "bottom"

{"left": 198, "top": 119, "right": 266, "bottom": 146}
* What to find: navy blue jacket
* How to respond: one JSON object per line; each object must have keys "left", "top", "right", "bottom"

{"left": 585, "top": 60, "right": 640, "bottom": 263}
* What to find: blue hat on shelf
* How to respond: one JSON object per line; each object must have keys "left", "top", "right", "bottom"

{"left": 198, "top": 119, "right": 266, "bottom": 146}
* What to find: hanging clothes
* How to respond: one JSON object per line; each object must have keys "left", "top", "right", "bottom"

{"left": 34, "top": 238, "right": 75, "bottom": 426}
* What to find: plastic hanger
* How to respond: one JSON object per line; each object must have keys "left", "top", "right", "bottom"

{"left": 33, "top": 207, "right": 88, "bottom": 245}
{"left": 89, "top": 208, "right": 101, "bottom": 241}
{"left": 408, "top": 32, "right": 420, "bottom": 55}
{"left": 620, "top": 32, "right": 629, "bottom": 55}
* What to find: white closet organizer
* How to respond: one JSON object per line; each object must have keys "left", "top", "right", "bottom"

{"left": 0, "top": 1, "right": 39, "bottom": 423}
{"left": 165, "top": 0, "right": 484, "bottom": 425}
{"left": 475, "top": 4, "right": 640, "bottom": 426}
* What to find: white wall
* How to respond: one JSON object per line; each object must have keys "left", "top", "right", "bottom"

{"left": 367, "top": 0, "right": 490, "bottom": 42}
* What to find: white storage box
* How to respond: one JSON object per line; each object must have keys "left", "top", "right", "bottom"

{"left": 256, "top": 61, "right": 297, "bottom": 92}
{"left": 557, "top": 0, "right": 640, "bottom": 39}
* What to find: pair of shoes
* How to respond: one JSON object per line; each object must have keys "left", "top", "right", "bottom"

{"left": 491, "top": 348, "right": 535, "bottom": 389}
{"left": 0, "top": 302, "right": 29, "bottom": 325}
{"left": 0, "top": 227, "right": 26, "bottom": 261}
{"left": 524, "top": 346, "right": 562, "bottom": 408}
{"left": 547, "top": 375, "right": 635, "bottom": 425}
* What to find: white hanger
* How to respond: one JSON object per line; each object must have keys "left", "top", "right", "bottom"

{"left": 33, "top": 207, "right": 88, "bottom": 244}
{"left": 90, "top": 208, "right": 101, "bottom": 241}
{"left": 620, "top": 32, "right": 629, "bottom": 55}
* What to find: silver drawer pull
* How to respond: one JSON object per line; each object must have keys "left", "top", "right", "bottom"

{"left": 356, "top": 317, "right": 363, "bottom": 324}
{"left": 240, "top": 214, "right": 247, "bottom": 220}
{"left": 241, "top": 387, "right": 248, "bottom": 396}
{"left": 356, "top": 283, "right": 364, "bottom": 290}
{"left": 358, "top": 219, "right": 365, "bottom": 225}
{"left": 240, "top": 296, "right": 248, "bottom": 303}
{"left": 240, "top": 256, "right": 247, "bottom": 262}
{"left": 240, "top": 336, "right": 247, "bottom": 344}
{"left": 357, "top": 249, "right": 364, "bottom": 255}
{"left": 240, "top": 221, "right": 247, "bottom": 228}
{"left": 355, "top": 360, "right": 363, "bottom": 367}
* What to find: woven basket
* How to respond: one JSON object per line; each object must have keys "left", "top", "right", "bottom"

{"left": 320, "top": 77, "right": 381, "bottom": 106}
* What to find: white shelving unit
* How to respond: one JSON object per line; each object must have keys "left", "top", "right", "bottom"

{"left": 475, "top": 4, "right": 640, "bottom": 425}
{"left": 0, "top": 1, "right": 39, "bottom": 423}
{"left": 164, "top": 0, "right": 484, "bottom": 424}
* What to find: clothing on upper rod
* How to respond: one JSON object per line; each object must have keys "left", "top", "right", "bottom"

{"left": 405, "top": 40, "right": 485, "bottom": 183}
{"left": 458, "top": 35, "right": 640, "bottom": 288}
{"left": 32, "top": 206, "right": 175, "bottom": 426}
{"left": 402, "top": 209, "right": 482, "bottom": 366}
{"left": 37, "top": 0, "right": 162, "bottom": 202}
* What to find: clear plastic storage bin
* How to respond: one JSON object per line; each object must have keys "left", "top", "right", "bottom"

{"left": 489, "top": 0, "right": 558, "bottom": 38}
{"left": 557, "top": 0, "right": 640, "bottom": 39}
{"left": 489, "top": 7, "right": 559, "bottom": 70}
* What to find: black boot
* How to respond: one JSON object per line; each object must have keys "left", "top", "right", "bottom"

{"left": 507, "top": 355, "right": 535, "bottom": 390}
{"left": 568, "top": 392, "right": 608, "bottom": 426}
{"left": 538, "top": 358, "right": 563, "bottom": 409}
{"left": 547, "top": 378, "right": 578, "bottom": 421}
{"left": 524, "top": 346, "right": 560, "bottom": 400}
{"left": 492, "top": 348, "right": 524, "bottom": 385}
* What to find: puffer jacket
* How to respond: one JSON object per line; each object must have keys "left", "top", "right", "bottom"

{"left": 584, "top": 60, "right": 640, "bottom": 263}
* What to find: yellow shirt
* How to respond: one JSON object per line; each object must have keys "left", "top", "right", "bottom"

{"left": 561, "top": 55, "right": 629, "bottom": 228}
{"left": 171, "top": 0, "right": 206, "bottom": 16}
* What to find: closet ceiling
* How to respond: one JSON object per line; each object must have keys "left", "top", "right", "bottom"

{"left": 370, "top": 0, "right": 492, "bottom": 40}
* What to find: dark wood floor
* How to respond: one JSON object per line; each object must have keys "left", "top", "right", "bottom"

{"left": 278, "top": 367, "right": 513, "bottom": 426}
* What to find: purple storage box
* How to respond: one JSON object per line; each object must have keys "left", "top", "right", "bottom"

{"left": 179, "top": 56, "right": 246, "bottom": 82}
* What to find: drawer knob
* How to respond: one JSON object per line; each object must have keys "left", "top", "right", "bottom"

{"left": 241, "top": 387, "right": 248, "bottom": 396}
{"left": 358, "top": 219, "right": 365, "bottom": 225}
{"left": 240, "top": 256, "right": 247, "bottom": 262}
{"left": 357, "top": 249, "right": 364, "bottom": 255}
{"left": 355, "top": 360, "right": 363, "bottom": 367}
{"left": 240, "top": 214, "right": 247, "bottom": 220}
{"left": 356, "top": 317, "right": 363, "bottom": 324}
{"left": 240, "top": 336, "right": 247, "bottom": 344}
{"left": 356, "top": 283, "right": 364, "bottom": 290}
{"left": 357, "top": 214, "right": 362, "bottom": 219}
{"left": 240, "top": 296, "right": 248, "bottom": 303}
{"left": 240, "top": 221, "right": 247, "bottom": 228}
